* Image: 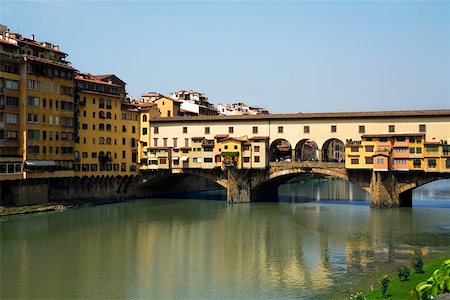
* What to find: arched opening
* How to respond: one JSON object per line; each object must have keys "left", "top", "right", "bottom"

{"left": 322, "top": 138, "right": 345, "bottom": 162}
{"left": 99, "top": 123, "right": 105, "bottom": 131}
{"left": 143, "top": 173, "right": 226, "bottom": 200}
{"left": 269, "top": 139, "right": 292, "bottom": 162}
{"left": 295, "top": 139, "right": 319, "bottom": 161}
{"left": 0, "top": 187, "right": 15, "bottom": 206}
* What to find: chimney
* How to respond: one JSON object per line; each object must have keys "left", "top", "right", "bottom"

{"left": 31, "top": 34, "right": 35, "bottom": 41}
{"left": 53, "top": 45, "right": 60, "bottom": 51}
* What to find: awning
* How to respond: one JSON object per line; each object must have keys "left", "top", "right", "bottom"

{"left": 172, "top": 157, "right": 180, "bottom": 160}
{"left": 25, "top": 160, "right": 56, "bottom": 167}
{"left": 181, "top": 156, "right": 189, "bottom": 161}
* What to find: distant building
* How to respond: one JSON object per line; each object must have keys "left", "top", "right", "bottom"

{"left": 218, "top": 102, "right": 269, "bottom": 116}
{"left": 169, "top": 90, "right": 218, "bottom": 116}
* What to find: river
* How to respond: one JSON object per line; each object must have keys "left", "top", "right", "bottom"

{"left": 1, "top": 179, "right": 450, "bottom": 299}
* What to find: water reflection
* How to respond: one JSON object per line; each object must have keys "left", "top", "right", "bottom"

{"left": 1, "top": 198, "right": 450, "bottom": 299}
{"left": 279, "top": 178, "right": 369, "bottom": 203}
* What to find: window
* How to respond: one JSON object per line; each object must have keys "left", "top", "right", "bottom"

{"left": 173, "top": 138, "right": 178, "bottom": 147}
{"left": 304, "top": 126, "right": 310, "bottom": 134}
{"left": 446, "top": 159, "right": 450, "bottom": 168}
{"left": 389, "top": 125, "right": 395, "bottom": 133}
{"left": 27, "top": 96, "right": 39, "bottom": 107}
{"left": 6, "top": 113, "right": 18, "bottom": 124}
{"left": 27, "top": 80, "right": 39, "bottom": 90}
{"left": 243, "top": 157, "right": 250, "bottom": 163}
{"left": 254, "top": 146, "right": 260, "bottom": 152}
{"left": 154, "top": 127, "right": 159, "bottom": 134}
{"left": 153, "top": 138, "right": 158, "bottom": 147}
{"left": 106, "top": 112, "right": 112, "bottom": 119}
{"left": 278, "top": 126, "right": 283, "bottom": 133}
{"left": 132, "top": 126, "right": 136, "bottom": 133}
{"left": 410, "top": 147, "right": 415, "bottom": 154}
{"left": 229, "top": 127, "right": 234, "bottom": 134}
{"left": 5, "top": 79, "right": 19, "bottom": 90}
{"left": 185, "top": 138, "right": 189, "bottom": 147}
{"left": 99, "top": 137, "right": 105, "bottom": 144}
{"left": 351, "top": 158, "right": 359, "bottom": 164}
{"left": 163, "top": 138, "right": 168, "bottom": 147}
{"left": 419, "top": 124, "right": 426, "bottom": 133}
{"left": 183, "top": 127, "right": 188, "bottom": 134}
{"left": 426, "top": 145, "right": 438, "bottom": 152}
{"left": 365, "top": 146, "right": 374, "bottom": 152}
{"left": 6, "top": 96, "right": 19, "bottom": 106}
{"left": 254, "top": 156, "right": 260, "bottom": 163}
{"left": 365, "top": 157, "right": 373, "bottom": 164}
{"left": 142, "top": 128, "right": 148, "bottom": 135}
{"left": 359, "top": 125, "right": 365, "bottom": 134}
{"left": 142, "top": 115, "right": 147, "bottom": 122}
{"left": 205, "top": 127, "right": 210, "bottom": 134}
{"left": 204, "top": 158, "right": 213, "bottom": 163}
{"left": 253, "top": 126, "right": 258, "bottom": 134}
{"left": 377, "top": 158, "right": 384, "bottom": 164}
{"left": 416, "top": 147, "right": 422, "bottom": 154}
{"left": 427, "top": 159, "right": 437, "bottom": 167}
{"left": 27, "top": 113, "right": 39, "bottom": 123}
{"left": 394, "top": 159, "right": 407, "bottom": 165}
{"left": 99, "top": 124, "right": 105, "bottom": 131}
{"left": 331, "top": 125, "right": 337, "bottom": 133}
{"left": 234, "top": 145, "right": 238, "bottom": 150}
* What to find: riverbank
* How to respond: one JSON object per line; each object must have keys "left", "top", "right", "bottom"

{"left": 0, "top": 197, "right": 131, "bottom": 217}
{"left": 334, "top": 256, "right": 449, "bottom": 299}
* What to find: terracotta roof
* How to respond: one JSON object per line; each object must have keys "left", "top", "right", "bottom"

{"left": 75, "top": 74, "right": 121, "bottom": 87}
{"left": 249, "top": 136, "right": 270, "bottom": 140}
{"left": 191, "top": 136, "right": 205, "bottom": 140}
{"left": 214, "top": 134, "right": 229, "bottom": 138}
{"left": 150, "top": 109, "right": 450, "bottom": 123}
{"left": 92, "top": 74, "right": 126, "bottom": 84}
{"left": 18, "top": 38, "right": 67, "bottom": 55}
{"left": 222, "top": 137, "right": 248, "bottom": 142}
{"left": 25, "top": 55, "right": 76, "bottom": 71}
{"left": 180, "top": 147, "right": 192, "bottom": 150}
{"left": 77, "top": 89, "right": 121, "bottom": 98}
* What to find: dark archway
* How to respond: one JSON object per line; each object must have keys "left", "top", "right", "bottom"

{"left": 295, "top": 139, "right": 319, "bottom": 161}
{"left": 1, "top": 187, "right": 15, "bottom": 206}
{"left": 410, "top": 178, "right": 450, "bottom": 208}
{"left": 322, "top": 138, "right": 345, "bottom": 162}
{"left": 269, "top": 139, "right": 292, "bottom": 162}
{"left": 142, "top": 172, "right": 226, "bottom": 200}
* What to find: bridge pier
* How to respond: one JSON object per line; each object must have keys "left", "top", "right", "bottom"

{"left": 368, "top": 171, "right": 412, "bottom": 207}
{"left": 226, "top": 169, "right": 252, "bottom": 203}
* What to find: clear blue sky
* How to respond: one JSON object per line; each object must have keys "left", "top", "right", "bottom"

{"left": 1, "top": 1, "right": 449, "bottom": 113}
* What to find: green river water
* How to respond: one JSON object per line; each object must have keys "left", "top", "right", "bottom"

{"left": 1, "top": 179, "right": 450, "bottom": 299}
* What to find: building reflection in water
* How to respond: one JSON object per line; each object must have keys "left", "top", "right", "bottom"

{"left": 1, "top": 184, "right": 450, "bottom": 299}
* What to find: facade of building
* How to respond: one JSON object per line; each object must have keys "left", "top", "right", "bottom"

{"left": 146, "top": 111, "right": 450, "bottom": 172}
{"left": 345, "top": 133, "right": 450, "bottom": 172}
{"left": 74, "top": 73, "right": 140, "bottom": 176}
{"left": 0, "top": 26, "right": 76, "bottom": 180}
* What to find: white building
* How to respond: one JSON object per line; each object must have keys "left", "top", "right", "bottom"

{"left": 218, "top": 102, "right": 269, "bottom": 116}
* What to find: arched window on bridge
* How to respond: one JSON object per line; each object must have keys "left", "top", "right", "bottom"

{"left": 295, "top": 139, "right": 319, "bottom": 161}
{"left": 269, "top": 139, "right": 292, "bottom": 162}
{"left": 322, "top": 138, "right": 345, "bottom": 162}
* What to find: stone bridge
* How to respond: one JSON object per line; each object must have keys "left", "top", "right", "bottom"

{"left": 142, "top": 162, "right": 450, "bottom": 207}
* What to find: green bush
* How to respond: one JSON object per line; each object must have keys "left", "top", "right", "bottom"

{"left": 413, "top": 252, "right": 425, "bottom": 274}
{"left": 397, "top": 265, "right": 411, "bottom": 281}
{"left": 415, "top": 258, "right": 450, "bottom": 300}
{"left": 380, "top": 275, "right": 390, "bottom": 298}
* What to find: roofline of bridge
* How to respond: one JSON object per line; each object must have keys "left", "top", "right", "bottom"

{"left": 149, "top": 109, "right": 450, "bottom": 123}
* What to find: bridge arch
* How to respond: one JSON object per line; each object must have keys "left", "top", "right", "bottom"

{"left": 294, "top": 139, "right": 319, "bottom": 162}
{"left": 269, "top": 139, "right": 292, "bottom": 162}
{"left": 321, "top": 138, "right": 345, "bottom": 162}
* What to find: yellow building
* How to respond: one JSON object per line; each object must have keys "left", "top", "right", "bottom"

{"left": 345, "top": 133, "right": 449, "bottom": 173}
{"left": 1, "top": 27, "right": 76, "bottom": 179}
{"left": 74, "top": 73, "right": 139, "bottom": 176}
{"left": 141, "top": 93, "right": 181, "bottom": 118}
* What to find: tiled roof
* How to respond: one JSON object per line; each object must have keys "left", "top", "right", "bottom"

{"left": 75, "top": 75, "right": 121, "bottom": 87}
{"left": 150, "top": 109, "right": 450, "bottom": 123}
{"left": 25, "top": 55, "right": 76, "bottom": 71}
{"left": 249, "top": 136, "right": 270, "bottom": 140}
